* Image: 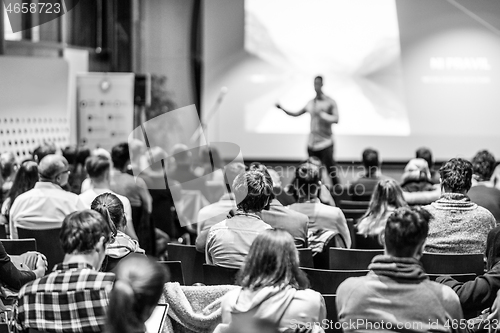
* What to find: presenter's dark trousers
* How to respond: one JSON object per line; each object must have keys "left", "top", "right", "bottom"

{"left": 308, "top": 144, "right": 339, "bottom": 187}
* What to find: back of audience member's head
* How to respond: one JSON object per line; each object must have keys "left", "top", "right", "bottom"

{"left": 62, "top": 146, "right": 77, "bottom": 166}
{"left": 401, "top": 158, "right": 431, "bottom": 183}
{"left": 358, "top": 179, "right": 408, "bottom": 235}
{"left": 439, "top": 158, "right": 473, "bottom": 194}
{"left": 294, "top": 162, "right": 321, "bottom": 200}
{"left": 86, "top": 156, "right": 111, "bottom": 182}
{"left": 32, "top": 143, "right": 57, "bottom": 163}
{"left": 38, "top": 154, "right": 70, "bottom": 186}
{"left": 60, "top": 210, "right": 112, "bottom": 257}
{"left": 472, "top": 150, "right": 496, "bottom": 182}
{"left": 0, "top": 152, "right": 18, "bottom": 180}
{"left": 172, "top": 144, "right": 191, "bottom": 166}
{"left": 248, "top": 163, "right": 275, "bottom": 200}
{"left": 111, "top": 143, "right": 130, "bottom": 171}
{"left": 106, "top": 256, "right": 169, "bottom": 333}
{"left": 362, "top": 148, "right": 379, "bottom": 176}
{"left": 91, "top": 192, "right": 125, "bottom": 237}
{"left": 224, "top": 162, "right": 246, "bottom": 193}
{"left": 7, "top": 160, "right": 38, "bottom": 213}
{"left": 76, "top": 146, "right": 91, "bottom": 167}
{"left": 384, "top": 207, "right": 432, "bottom": 258}
{"left": 233, "top": 170, "right": 273, "bottom": 213}
{"left": 237, "top": 229, "right": 309, "bottom": 291}
{"left": 92, "top": 148, "right": 112, "bottom": 161}
{"left": 416, "top": 147, "right": 434, "bottom": 169}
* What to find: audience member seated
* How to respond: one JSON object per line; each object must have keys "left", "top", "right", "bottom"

{"left": 79, "top": 155, "right": 138, "bottom": 240}
{"left": 288, "top": 162, "right": 350, "bottom": 254}
{"left": 206, "top": 170, "right": 273, "bottom": 268}
{"left": 0, "top": 161, "right": 38, "bottom": 234}
{"left": 110, "top": 143, "right": 154, "bottom": 254}
{"left": 356, "top": 179, "right": 408, "bottom": 247}
{"left": 401, "top": 158, "right": 436, "bottom": 192}
{"left": 195, "top": 162, "right": 245, "bottom": 252}
{"left": 0, "top": 240, "right": 46, "bottom": 291}
{"left": 80, "top": 147, "right": 113, "bottom": 193}
{"left": 14, "top": 210, "right": 116, "bottom": 333}
{"left": 219, "top": 229, "right": 326, "bottom": 332}
{"left": 437, "top": 226, "right": 500, "bottom": 318}
{"left": 416, "top": 147, "right": 440, "bottom": 185}
{"left": 9, "top": 154, "right": 86, "bottom": 239}
{"left": 249, "top": 164, "right": 309, "bottom": 248}
{"left": 194, "top": 146, "right": 225, "bottom": 183}
{"left": 337, "top": 207, "right": 464, "bottom": 332}
{"left": 91, "top": 193, "right": 145, "bottom": 272}
{"left": 350, "top": 148, "right": 391, "bottom": 200}
{"left": 468, "top": 150, "right": 500, "bottom": 223}
{"left": 425, "top": 158, "right": 496, "bottom": 254}
{"left": 0, "top": 152, "right": 18, "bottom": 203}
{"left": 62, "top": 145, "right": 77, "bottom": 193}
{"left": 106, "top": 256, "right": 168, "bottom": 333}
{"left": 284, "top": 157, "right": 336, "bottom": 206}
{"left": 168, "top": 143, "right": 210, "bottom": 201}
{"left": 267, "top": 167, "right": 295, "bottom": 207}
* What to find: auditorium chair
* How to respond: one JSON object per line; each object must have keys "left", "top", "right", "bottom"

{"left": 421, "top": 252, "right": 484, "bottom": 275}
{"left": 313, "top": 234, "right": 348, "bottom": 269}
{"left": 328, "top": 248, "right": 384, "bottom": 270}
{"left": 301, "top": 268, "right": 368, "bottom": 294}
{"left": 339, "top": 200, "right": 370, "bottom": 211}
{"left": 322, "top": 294, "right": 341, "bottom": 333}
{"left": 1, "top": 238, "right": 36, "bottom": 255}
{"left": 17, "top": 228, "right": 64, "bottom": 272}
{"left": 298, "top": 248, "right": 314, "bottom": 268}
{"left": 426, "top": 273, "right": 477, "bottom": 283}
{"left": 158, "top": 261, "right": 185, "bottom": 285}
{"left": 167, "top": 243, "right": 206, "bottom": 285}
{"left": 202, "top": 264, "right": 238, "bottom": 285}
{"left": 354, "top": 233, "right": 384, "bottom": 250}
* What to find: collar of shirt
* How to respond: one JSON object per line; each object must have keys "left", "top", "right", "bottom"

{"left": 52, "top": 262, "right": 96, "bottom": 273}
{"left": 34, "top": 181, "right": 63, "bottom": 190}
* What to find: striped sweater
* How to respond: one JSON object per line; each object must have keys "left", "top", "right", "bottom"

{"left": 424, "top": 193, "right": 496, "bottom": 254}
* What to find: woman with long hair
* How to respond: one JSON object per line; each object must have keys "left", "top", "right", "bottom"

{"left": 1, "top": 160, "right": 39, "bottom": 233}
{"left": 106, "top": 256, "right": 169, "bottom": 333}
{"left": 357, "top": 179, "right": 408, "bottom": 244}
{"left": 219, "top": 229, "right": 326, "bottom": 331}
{"left": 91, "top": 192, "right": 145, "bottom": 272}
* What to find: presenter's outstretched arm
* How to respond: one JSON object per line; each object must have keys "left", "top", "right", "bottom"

{"left": 276, "top": 103, "right": 306, "bottom": 117}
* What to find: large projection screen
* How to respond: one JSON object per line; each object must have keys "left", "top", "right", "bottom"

{"left": 202, "top": 0, "right": 500, "bottom": 161}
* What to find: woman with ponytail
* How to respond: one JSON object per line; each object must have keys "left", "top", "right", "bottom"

{"left": 91, "top": 192, "right": 145, "bottom": 272}
{"left": 106, "top": 256, "right": 169, "bottom": 333}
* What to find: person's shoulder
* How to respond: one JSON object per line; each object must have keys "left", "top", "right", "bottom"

{"left": 423, "top": 280, "right": 461, "bottom": 306}
{"left": 337, "top": 275, "right": 367, "bottom": 295}
{"left": 296, "top": 288, "right": 323, "bottom": 300}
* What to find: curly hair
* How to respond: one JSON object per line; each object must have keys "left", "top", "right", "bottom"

{"left": 385, "top": 206, "right": 432, "bottom": 257}
{"left": 60, "top": 210, "right": 112, "bottom": 254}
{"left": 472, "top": 150, "right": 496, "bottom": 182}
{"left": 233, "top": 170, "right": 273, "bottom": 213}
{"left": 439, "top": 158, "right": 473, "bottom": 193}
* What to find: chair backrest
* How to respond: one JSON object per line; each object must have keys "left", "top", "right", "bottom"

{"left": 167, "top": 243, "right": 206, "bottom": 285}
{"left": 322, "top": 294, "right": 341, "bottom": 333}
{"left": 301, "top": 268, "right": 368, "bottom": 294}
{"left": 313, "top": 234, "right": 348, "bottom": 269}
{"left": 0, "top": 226, "right": 6, "bottom": 239}
{"left": 427, "top": 273, "right": 477, "bottom": 283}
{"left": 298, "top": 248, "right": 314, "bottom": 268}
{"left": 354, "top": 233, "right": 384, "bottom": 250}
{"left": 328, "top": 248, "right": 384, "bottom": 270}
{"left": 339, "top": 200, "right": 370, "bottom": 211}
{"left": 1, "top": 238, "right": 37, "bottom": 255}
{"left": 421, "top": 252, "right": 484, "bottom": 275}
{"left": 17, "top": 228, "right": 64, "bottom": 272}
{"left": 341, "top": 209, "right": 366, "bottom": 220}
{"left": 158, "top": 261, "right": 185, "bottom": 285}
{"left": 202, "top": 264, "right": 239, "bottom": 285}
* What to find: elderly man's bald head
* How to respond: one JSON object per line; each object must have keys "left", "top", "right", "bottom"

{"left": 38, "top": 155, "right": 69, "bottom": 182}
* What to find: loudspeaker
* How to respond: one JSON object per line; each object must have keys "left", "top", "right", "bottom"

{"left": 134, "top": 74, "right": 151, "bottom": 107}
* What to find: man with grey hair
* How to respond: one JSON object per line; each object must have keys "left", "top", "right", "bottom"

{"left": 10, "top": 154, "right": 86, "bottom": 239}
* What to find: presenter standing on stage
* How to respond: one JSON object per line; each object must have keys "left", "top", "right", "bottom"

{"left": 276, "top": 76, "right": 339, "bottom": 186}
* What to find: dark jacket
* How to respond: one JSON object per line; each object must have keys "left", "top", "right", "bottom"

{"left": 437, "top": 226, "right": 500, "bottom": 317}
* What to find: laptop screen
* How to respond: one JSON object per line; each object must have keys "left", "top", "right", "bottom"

{"left": 145, "top": 303, "right": 169, "bottom": 333}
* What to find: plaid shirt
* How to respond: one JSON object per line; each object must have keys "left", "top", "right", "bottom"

{"left": 14, "top": 262, "right": 115, "bottom": 333}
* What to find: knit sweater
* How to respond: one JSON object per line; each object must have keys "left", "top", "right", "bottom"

{"left": 336, "top": 255, "right": 464, "bottom": 333}
{"left": 424, "top": 193, "right": 496, "bottom": 254}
